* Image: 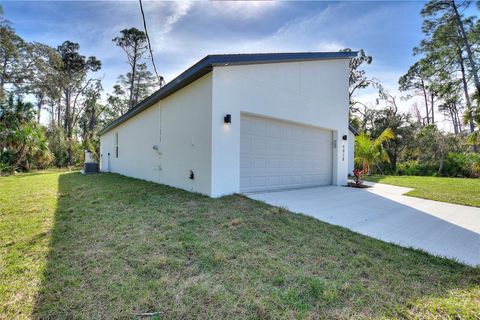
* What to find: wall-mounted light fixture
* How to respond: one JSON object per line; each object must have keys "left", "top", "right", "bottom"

{"left": 224, "top": 114, "right": 232, "bottom": 124}
{"left": 342, "top": 135, "right": 348, "bottom": 141}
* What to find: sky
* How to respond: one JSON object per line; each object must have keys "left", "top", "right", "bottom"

{"left": 1, "top": 0, "right": 469, "bottom": 130}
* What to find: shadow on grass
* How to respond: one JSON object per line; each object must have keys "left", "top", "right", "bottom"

{"left": 32, "top": 172, "right": 480, "bottom": 319}
{"left": 2, "top": 168, "right": 76, "bottom": 179}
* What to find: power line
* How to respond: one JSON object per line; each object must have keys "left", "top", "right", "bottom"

{"left": 139, "top": 0, "right": 164, "bottom": 88}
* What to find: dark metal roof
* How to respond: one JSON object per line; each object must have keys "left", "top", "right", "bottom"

{"left": 349, "top": 124, "right": 360, "bottom": 135}
{"left": 98, "top": 51, "right": 358, "bottom": 136}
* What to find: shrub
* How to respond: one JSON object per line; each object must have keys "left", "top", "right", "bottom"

{"left": 442, "top": 153, "right": 480, "bottom": 178}
{"left": 396, "top": 160, "right": 438, "bottom": 176}
{"left": 396, "top": 153, "right": 480, "bottom": 178}
{"left": 0, "top": 95, "right": 53, "bottom": 173}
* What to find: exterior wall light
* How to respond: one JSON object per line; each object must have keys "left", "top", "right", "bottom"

{"left": 342, "top": 135, "right": 348, "bottom": 141}
{"left": 224, "top": 114, "right": 232, "bottom": 124}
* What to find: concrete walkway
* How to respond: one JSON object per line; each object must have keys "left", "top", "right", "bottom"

{"left": 248, "top": 182, "right": 480, "bottom": 266}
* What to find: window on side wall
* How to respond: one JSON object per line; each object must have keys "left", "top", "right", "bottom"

{"left": 115, "top": 132, "right": 119, "bottom": 158}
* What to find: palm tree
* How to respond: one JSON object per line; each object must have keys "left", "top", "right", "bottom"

{"left": 354, "top": 128, "right": 395, "bottom": 174}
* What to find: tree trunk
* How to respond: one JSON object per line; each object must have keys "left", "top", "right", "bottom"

{"left": 390, "top": 150, "right": 397, "bottom": 172}
{"left": 421, "top": 79, "right": 430, "bottom": 125}
{"left": 57, "top": 97, "right": 61, "bottom": 127}
{"left": 64, "top": 88, "right": 73, "bottom": 166}
{"left": 129, "top": 41, "right": 138, "bottom": 109}
{"left": 450, "top": 105, "right": 458, "bottom": 135}
{"left": 430, "top": 93, "right": 435, "bottom": 124}
{"left": 456, "top": 109, "right": 462, "bottom": 133}
{"left": 135, "top": 71, "right": 141, "bottom": 105}
{"left": 37, "top": 94, "right": 44, "bottom": 123}
{"left": 64, "top": 89, "right": 70, "bottom": 132}
{"left": 451, "top": 0, "right": 480, "bottom": 93}
{"left": 457, "top": 48, "right": 478, "bottom": 152}
{"left": 0, "top": 58, "right": 7, "bottom": 98}
{"left": 50, "top": 102, "right": 55, "bottom": 126}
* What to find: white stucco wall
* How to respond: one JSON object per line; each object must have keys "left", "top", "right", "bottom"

{"left": 348, "top": 130, "right": 355, "bottom": 175}
{"left": 100, "top": 58, "right": 351, "bottom": 198}
{"left": 100, "top": 73, "right": 213, "bottom": 195}
{"left": 100, "top": 105, "right": 160, "bottom": 182}
{"left": 210, "top": 59, "right": 350, "bottom": 197}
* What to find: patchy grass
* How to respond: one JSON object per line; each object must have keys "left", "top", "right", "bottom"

{"left": 364, "top": 175, "right": 480, "bottom": 207}
{"left": 1, "top": 171, "right": 479, "bottom": 319}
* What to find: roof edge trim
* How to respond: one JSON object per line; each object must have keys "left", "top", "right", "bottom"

{"left": 99, "top": 51, "right": 358, "bottom": 136}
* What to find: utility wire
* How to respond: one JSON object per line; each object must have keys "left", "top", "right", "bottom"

{"left": 139, "top": 0, "right": 164, "bottom": 88}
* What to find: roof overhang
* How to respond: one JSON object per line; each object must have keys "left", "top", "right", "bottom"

{"left": 98, "top": 51, "right": 358, "bottom": 136}
{"left": 349, "top": 124, "right": 360, "bottom": 135}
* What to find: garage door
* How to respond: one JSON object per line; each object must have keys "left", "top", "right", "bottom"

{"left": 240, "top": 114, "right": 333, "bottom": 193}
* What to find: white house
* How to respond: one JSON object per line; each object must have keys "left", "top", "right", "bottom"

{"left": 99, "top": 52, "right": 358, "bottom": 197}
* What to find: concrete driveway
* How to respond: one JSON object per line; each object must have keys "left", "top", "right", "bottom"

{"left": 248, "top": 182, "right": 480, "bottom": 266}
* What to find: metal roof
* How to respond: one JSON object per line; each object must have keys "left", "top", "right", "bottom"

{"left": 349, "top": 124, "right": 360, "bottom": 135}
{"left": 98, "top": 51, "right": 358, "bottom": 136}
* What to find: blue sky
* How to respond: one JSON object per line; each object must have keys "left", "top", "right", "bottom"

{"left": 2, "top": 1, "right": 447, "bottom": 125}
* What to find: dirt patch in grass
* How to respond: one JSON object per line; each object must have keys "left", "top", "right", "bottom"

{"left": 1, "top": 171, "right": 479, "bottom": 319}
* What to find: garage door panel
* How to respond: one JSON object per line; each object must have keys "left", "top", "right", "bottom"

{"left": 252, "top": 118, "right": 267, "bottom": 135}
{"left": 252, "top": 176, "right": 266, "bottom": 187}
{"left": 240, "top": 114, "right": 333, "bottom": 193}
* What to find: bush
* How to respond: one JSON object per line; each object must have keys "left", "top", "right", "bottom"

{"left": 442, "top": 153, "right": 480, "bottom": 178}
{"left": 0, "top": 95, "right": 53, "bottom": 174}
{"left": 396, "top": 153, "right": 480, "bottom": 178}
{"left": 396, "top": 160, "right": 439, "bottom": 176}
{"left": 71, "top": 141, "right": 84, "bottom": 166}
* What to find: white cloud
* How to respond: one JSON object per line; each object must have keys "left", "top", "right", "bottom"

{"left": 157, "top": 1, "right": 193, "bottom": 37}
{"left": 206, "top": 1, "right": 282, "bottom": 20}
{"left": 144, "top": 2, "right": 351, "bottom": 81}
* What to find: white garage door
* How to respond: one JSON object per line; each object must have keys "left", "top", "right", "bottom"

{"left": 240, "top": 114, "right": 333, "bottom": 193}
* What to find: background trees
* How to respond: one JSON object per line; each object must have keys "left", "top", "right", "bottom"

{"left": 113, "top": 28, "right": 154, "bottom": 109}
{"left": 0, "top": 13, "right": 30, "bottom": 98}
{"left": 57, "top": 41, "right": 102, "bottom": 165}
{"left": 0, "top": 1, "right": 479, "bottom": 177}
{"left": 402, "top": 0, "right": 479, "bottom": 152}
{"left": 0, "top": 4, "right": 162, "bottom": 173}
{"left": 348, "top": 1, "right": 480, "bottom": 178}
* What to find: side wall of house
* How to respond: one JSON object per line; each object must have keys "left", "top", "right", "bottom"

{"left": 210, "top": 59, "right": 350, "bottom": 197}
{"left": 100, "top": 73, "right": 213, "bottom": 195}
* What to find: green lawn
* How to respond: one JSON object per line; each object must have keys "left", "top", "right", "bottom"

{"left": 364, "top": 175, "right": 480, "bottom": 207}
{"left": 1, "top": 171, "right": 479, "bottom": 319}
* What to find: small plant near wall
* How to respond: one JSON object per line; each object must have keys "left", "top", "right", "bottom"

{"left": 353, "top": 169, "right": 364, "bottom": 186}
{"left": 347, "top": 168, "right": 369, "bottom": 188}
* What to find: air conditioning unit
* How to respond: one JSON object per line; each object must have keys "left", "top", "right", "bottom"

{"left": 82, "top": 150, "right": 99, "bottom": 174}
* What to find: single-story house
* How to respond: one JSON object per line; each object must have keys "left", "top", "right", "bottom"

{"left": 99, "top": 52, "right": 358, "bottom": 197}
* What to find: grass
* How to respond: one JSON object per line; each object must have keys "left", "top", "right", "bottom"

{"left": 364, "top": 175, "right": 480, "bottom": 207}
{"left": 1, "top": 171, "right": 479, "bottom": 319}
